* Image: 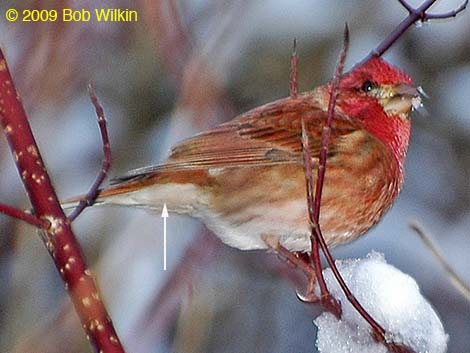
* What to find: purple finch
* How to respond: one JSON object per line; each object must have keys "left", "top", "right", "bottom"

{"left": 69, "top": 56, "right": 420, "bottom": 252}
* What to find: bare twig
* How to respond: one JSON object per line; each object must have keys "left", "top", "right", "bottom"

{"left": 303, "top": 24, "right": 415, "bottom": 353}
{"left": 300, "top": 120, "right": 333, "bottom": 308}
{"left": 68, "top": 83, "right": 112, "bottom": 221}
{"left": 397, "top": 0, "right": 414, "bottom": 13}
{"left": 0, "top": 50, "right": 124, "bottom": 353}
{"left": 410, "top": 222, "right": 470, "bottom": 302}
{"left": 398, "top": 0, "right": 468, "bottom": 19}
{"left": 311, "top": 0, "right": 470, "bottom": 351}
{"left": 363, "top": 0, "right": 468, "bottom": 63}
{"left": 0, "top": 203, "right": 49, "bottom": 229}
{"left": 425, "top": 0, "right": 468, "bottom": 19}
{"left": 313, "top": 24, "right": 349, "bottom": 224}
{"left": 300, "top": 24, "right": 352, "bottom": 318}
{"left": 290, "top": 39, "right": 298, "bottom": 99}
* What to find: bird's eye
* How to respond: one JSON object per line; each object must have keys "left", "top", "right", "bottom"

{"left": 361, "top": 80, "right": 375, "bottom": 93}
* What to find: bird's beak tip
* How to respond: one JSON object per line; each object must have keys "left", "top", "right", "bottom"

{"left": 417, "top": 86, "right": 429, "bottom": 99}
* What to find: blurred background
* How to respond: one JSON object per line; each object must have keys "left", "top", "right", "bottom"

{"left": 0, "top": 0, "right": 469, "bottom": 352}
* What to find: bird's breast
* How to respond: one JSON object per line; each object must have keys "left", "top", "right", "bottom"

{"left": 202, "top": 129, "right": 402, "bottom": 251}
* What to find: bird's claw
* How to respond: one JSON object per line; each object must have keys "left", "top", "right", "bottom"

{"left": 295, "top": 288, "right": 320, "bottom": 303}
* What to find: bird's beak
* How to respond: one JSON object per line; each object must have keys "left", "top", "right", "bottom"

{"left": 382, "top": 83, "right": 422, "bottom": 118}
{"left": 394, "top": 84, "right": 419, "bottom": 98}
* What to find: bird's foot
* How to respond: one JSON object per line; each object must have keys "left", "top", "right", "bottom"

{"left": 262, "top": 234, "right": 322, "bottom": 302}
{"left": 262, "top": 234, "right": 316, "bottom": 277}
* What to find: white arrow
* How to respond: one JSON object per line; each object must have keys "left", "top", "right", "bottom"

{"left": 161, "top": 203, "right": 169, "bottom": 271}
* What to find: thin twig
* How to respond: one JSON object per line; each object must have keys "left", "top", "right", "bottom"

{"left": 363, "top": 0, "right": 468, "bottom": 63}
{"left": 304, "top": 24, "right": 414, "bottom": 353}
{"left": 425, "top": 0, "right": 468, "bottom": 19}
{"left": 410, "top": 222, "right": 470, "bottom": 302}
{"left": 0, "top": 50, "right": 124, "bottom": 352}
{"left": 303, "top": 24, "right": 352, "bottom": 317}
{"left": 290, "top": 38, "right": 298, "bottom": 99}
{"left": 68, "top": 83, "right": 112, "bottom": 221}
{"left": 300, "top": 120, "right": 331, "bottom": 303}
{"left": 313, "top": 24, "right": 349, "bottom": 223}
{"left": 397, "top": 0, "right": 414, "bottom": 12}
{"left": 0, "top": 203, "right": 49, "bottom": 229}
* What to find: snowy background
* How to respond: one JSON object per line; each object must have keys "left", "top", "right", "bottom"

{"left": 0, "top": 0, "right": 469, "bottom": 352}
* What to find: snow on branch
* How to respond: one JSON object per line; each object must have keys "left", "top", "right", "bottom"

{"left": 315, "top": 252, "right": 447, "bottom": 353}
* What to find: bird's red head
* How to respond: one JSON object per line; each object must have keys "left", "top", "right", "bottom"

{"left": 335, "top": 56, "right": 419, "bottom": 166}
{"left": 341, "top": 56, "right": 413, "bottom": 88}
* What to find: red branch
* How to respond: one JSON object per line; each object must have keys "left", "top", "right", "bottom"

{"left": 0, "top": 50, "right": 125, "bottom": 352}
{"left": 0, "top": 203, "right": 48, "bottom": 228}
{"left": 300, "top": 1, "right": 468, "bottom": 351}
{"left": 300, "top": 121, "right": 336, "bottom": 309}
{"left": 289, "top": 39, "right": 298, "bottom": 99}
{"left": 302, "top": 24, "right": 351, "bottom": 318}
{"left": 68, "top": 83, "right": 112, "bottom": 221}
{"left": 301, "top": 24, "right": 415, "bottom": 352}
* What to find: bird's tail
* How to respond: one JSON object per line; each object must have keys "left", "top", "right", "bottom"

{"left": 61, "top": 169, "right": 211, "bottom": 214}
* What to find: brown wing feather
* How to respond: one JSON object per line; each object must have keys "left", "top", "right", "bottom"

{"left": 112, "top": 92, "right": 357, "bottom": 183}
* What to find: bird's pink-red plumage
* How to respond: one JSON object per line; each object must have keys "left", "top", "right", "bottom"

{"left": 82, "top": 56, "right": 415, "bottom": 251}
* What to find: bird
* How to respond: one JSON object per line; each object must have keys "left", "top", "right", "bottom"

{"left": 66, "top": 56, "right": 421, "bottom": 252}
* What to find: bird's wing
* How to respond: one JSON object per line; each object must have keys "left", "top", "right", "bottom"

{"left": 113, "top": 93, "right": 357, "bottom": 183}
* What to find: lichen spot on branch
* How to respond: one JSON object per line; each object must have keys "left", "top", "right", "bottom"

{"left": 26, "top": 144, "right": 39, "bottom": 157}
{"left": 42, "top": 215, "right": 65, "bottom": 235}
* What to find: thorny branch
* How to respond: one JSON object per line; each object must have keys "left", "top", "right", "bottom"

{"left": 68, "top": 83, "right": 112, "bottom": 221}
{"left": 0, "top": 49, "right": 124, "bottom": 353}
